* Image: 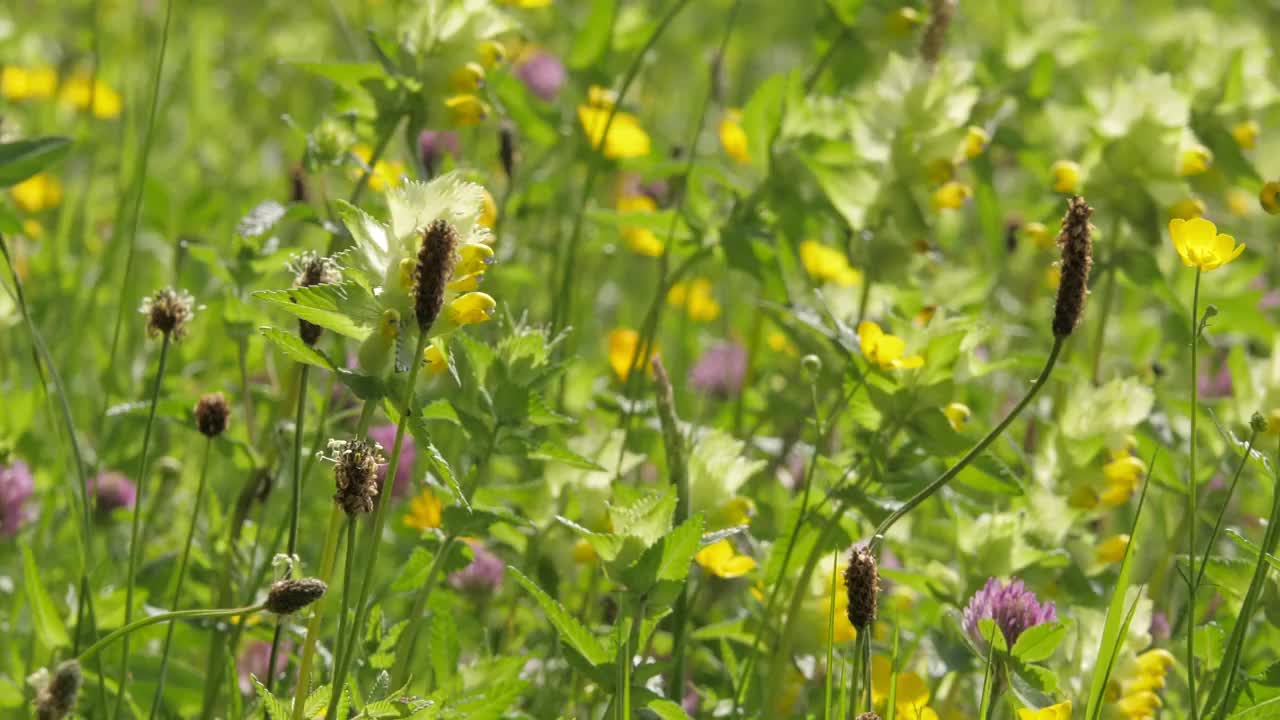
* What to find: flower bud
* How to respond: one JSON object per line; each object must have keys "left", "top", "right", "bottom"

{"left": 1260, "top": 181, "right": 1280, "bottom": 215}
{"left": 801, "top": 354, "right": 822, "bottom": 380}
{"left": 328, "top": 438, "right": 384, "bottom": 515}
{"left": 414, "top": 219, "right": 460, "bottom": 332}
{"left": 856, "top": 714, "right": 882, "bottom": 720}
{"left": 920, "top": 0, "right": 956, "bottom": 66}
{"left": 141, "top": 287, "right": 195, "bottom": 340}
{"left": 264, "top": 577, "right": 327, "bottom": 614}
{"left": 194, "top": 392, "right": 231, "bottom": 438}
{"left": 1052, "top": 196, "right": 1094, "bottom": 337}
{"left": 844, "top": 545, "right": 880, "bottom": 630}
{"left": 34, "top": 660, "right": 81, "bottom": 720}
{"left": 289, "top": 252, "right": 342, "bottom": 346}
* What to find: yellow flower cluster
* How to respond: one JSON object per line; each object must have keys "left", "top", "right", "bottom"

{"left": 799, "top": 240, "right": 862, "bottom": 286}
{"left": 1017, "top": 702, "right": 1071, "bottom": 720}
{"left": 403, "top": 488, "right": 443, "bottom": 530}
{"left": 719, "top": 109, "right": 750, "bottom": 163}
{"left": 10, "top": 174, "right": 63, "bottom": 213}
{"left": 858, "top": 321, "right": 924, "bottom": 370}
{"left": 578, "top": 85, "right": 651, "bottom": 159}
{"left": 351, "top": 144, "right": 408, "bottom": 192}
{"left": 694, "top": 539, "right": 756, "bottom": 578}
{"left": 617, "top": 194, "right": 663, "bottom": 256}
{"left": 1108, "top": 649, "right": 1175, "bottom": 719}
{"left": 2, "top": 66, "right": 122, "bottom": 118}
{"left": 607, "top": 328, "right": 656, "bottom": 382}
{"left": 667, "top": 277, "right": 721, "bottom": 322}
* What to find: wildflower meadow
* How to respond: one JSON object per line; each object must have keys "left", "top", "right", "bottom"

{"left": 6, "top": 1, "right": 1280, "bottom": 718}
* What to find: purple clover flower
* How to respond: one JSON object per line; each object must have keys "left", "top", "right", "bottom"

{"left": 368, "top": 424, "right": 415, "bottom": 500}
{"left": 1196, "top": 356, "right": 1233, "bottom": 399}
{"left": 689, "top": 341, "right": 747, "bottom": 398}
{"left": 515, "top": 50, "right": 566, "bottom": 102}
{"left": 89, "top": 472, "right": 136, "bottom": 514}
{"left": 237, "top": 639, "right": 291, "bottom": 695}
{"left": 449, "top": 543, "right": 505, "bottom": 597}
{"left": 962, "top": 577, "right": 1057, "bottom": 649}
{"left": 1, "top": 459, "right": 35, "bottom": 537}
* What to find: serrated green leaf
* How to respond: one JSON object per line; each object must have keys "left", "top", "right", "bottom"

{"left": 259, "top": 326, "right": 335, "bottom": 370}
{"left": 529, "top": 440, "right": 606, "bottom": 471}
{"left": 429, "top": 611, "right": 459, "bottom": 685}
{"left": 656, "top": 515, "right": 704, "bottom": 582}
{"left": 254, "top": 282, "right": 381, "bottom": 341}
{"left": 510, "top": 567, "right": 610, "bottom": 665}
{"left": 22, "top": 545, "right": 69, "bottom": 650}
{"left": 252, "top": 678, "right": 292, "bottom": 720}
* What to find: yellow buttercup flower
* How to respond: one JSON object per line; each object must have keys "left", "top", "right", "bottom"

{"left": 59, "top": 74, "right": 123, "bottom": 118}
{"left": 1260, "top": 181, "right": 1280, "bottom": 215}
{"left": 1169, "top": 196, "right": 1206, "bottom": 220}
{"left": 858, "top": 321, "right": 923, "bottom": 370}
{"left": 667, "top": 277, "right": 720, "bottom": 322}
{"left": 1178, "top": 143, "right": 1212, "bottom": 177}
{"left": 694, "top": 539, "right": 756, "bottom": 578}
{"left": 932, "top": 181, "right": 972, "bottom": 210}
{"left": 577, "top": 86, "right": 651, "bottom": 159}
{"left": 10, "top": 173, "right": 63, "bottom": 213}
{"left": 1232, "top": 120, "right": 1259, "bottom": 150}
{"left": 799, "top": 240, "right": 862, "bottom": 286}
{"left": 404, "top": 488, "right": 442, "bottom": 530}
{"left": 1226, "top": 189, "right": 1252, "bottom": 217}
{"left": 617, "top": 194, "right": 663, "bottom": 256}
{"left": 351, "top": 144, "right": 406, "bottom": 192}
{"left": 608, "top": 328, "right": 656, "bottom": 382}
{"left": 1051, "top": 160, "right": 1081, "bottom": 193}
{"left": 1096, "top": 534, "right": 1130, "bottom": 564}
{"left": 871, "top": 656, "right": 930, "bottom": 710}
{"left": 422, "top": 345, "right": 448, "bottom": 375}
{"left": 719, "top": 109, "right": 749, "bottom": 163}
{"left": 962, "top": 126, "right": 989, "bottom": 159}
{"left": 1017, "top": 701, "right": 1071, "bottom": 720}
{"left": 2, "top": 65, "right": 57, "bottom": 100}
{"left": 444, "top": 93, "right": 489, "bottom": 126}
{"left": 943, "top": 403, "right": 970, "bottom": 431}
{"left": 446, "top": 292, "right": 496, "bottom": 326}
{"left": 1168, "top": 217, "right": 1245, "bottom": 271}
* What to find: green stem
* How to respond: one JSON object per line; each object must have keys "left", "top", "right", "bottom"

{"left": 291, "top": 505, "right": 347, "bottom": 720}
{"left": 1206, "top": 435, "right": 1280, "bottom": 718}
{"left": 148, "top": 438, "right": 215, "bottom": 719}
{"left": 331, "top": 516, "right": 360, "bottom": 699}
{"left": 872, "top": 337, "right": 1065, "bottom": 542}
{"left": 1089, "top": 263, "right": 1117, "bottom": 385}
{"left": 114, "top": 330, "right": 173, "bottom": 720}
{"left": 1188, "top": 268, "right": 1202, "bottom": 720}
{"left": 823, "top": 548, "right": 839, "bottom": 719}
{"left": 392, "top": 534, "right": 458, "bottom": 687}
{"left": 325, "top": 331, "right": 429, "bottom": 719}
{"left": 104, "top": 0, "right": 174, "bottom": 402}
{"left": 81, "top": 605, "right": 265, "bottom": 665}
{"left": 1195, "top": 430, "right": 1257, "bottom": 590}
{"left": 652, "top": 357, "right": 690, "bottom": 699}
{"left": 549, "top": 0, "right": 692, "bottom": 334}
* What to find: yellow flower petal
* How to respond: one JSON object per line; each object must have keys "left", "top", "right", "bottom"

{"left": 1096, "top": 534, "right": 1130, "bottom": 564}
{"left": 404, "top": 488, "right": 442, "bottom": 530}
{"left": 1232, "top": 120, "right": 1259, "bottom": 150}
{"left": 943, "top": 403, "right": 970, "bottom": 430}
{"left": 932, "top": 181, "right": 972, "bottom": 210}
{"left": 719, "top": 109, "right": 750, "bottom": 163}
{"left": 1051, "top": 160, "right": 1081, "bottom": 193}
{"left": 962, "top": 126, "right": 989, "bottom": 159}
{"left": 446, "top": 292, "right": 496, "bottom": 326}
{"left": 578, "top": 105, "right": 651, "bottom": 159}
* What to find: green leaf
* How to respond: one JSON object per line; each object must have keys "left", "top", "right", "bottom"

{"left": 302, "top": 685, "right": 332, "bottom": 718}
{"left": 22, "top": 545, "right": 69, "bottom": 650}
{"left": 429, "top": 611, "right": 460, "bottom": 685}
{"left": 643, "top": 696, "right": 692, "bottom": 720}
{"left": 253, "top": 283, "right": 381, "bottom": 341}
{"left": 293, "top": 61, "right": 386, "bottom": 91}
{"left": 977, "top": 618, "right": 1008, "bottom": 654}
{"left": 0, "top": 137, "right": 72, "bottom": 187}
{"left": 252, "top": 678, "right": 291, "bottom": 720}
{"left": 403, "top": 413, "right": 470, "bottom": 510}
{"left": 510, "top": 567, "right": 610, "bottom": 666}
{"left": 258, "top": 327, "right": 335, "bottom": 370}
{"left": 1011, "top": 620, "right": 1068, "bottom": 663}
{"left": 1226, "top": 529, "right": 1280, "bottom": 573}
{"left": 656, "top": 515, "right": 704, "bottom": 582}
{"left": 1007, "top": 658, "right": 1059, "bottom": 707}
{"left": 529, "top": 440, "right": 605, "bottom": 471}
{"left": 568, "top": 0, "right": 615, "bottom": 69}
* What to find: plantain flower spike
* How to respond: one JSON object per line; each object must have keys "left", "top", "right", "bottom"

{"left": 1052, "top": 196, "right": 1094, "bottom": 338}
